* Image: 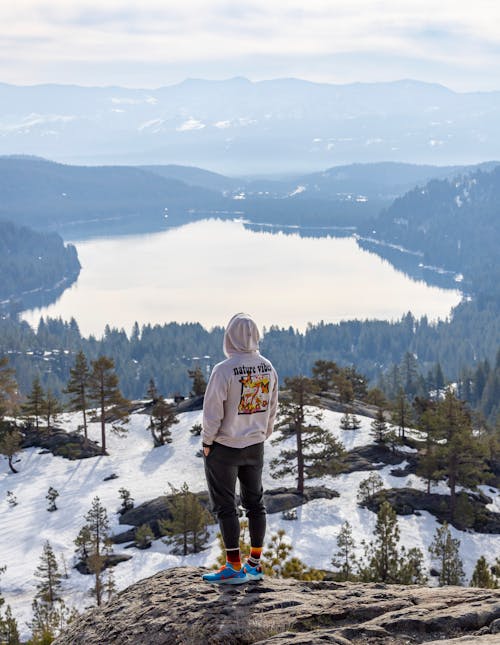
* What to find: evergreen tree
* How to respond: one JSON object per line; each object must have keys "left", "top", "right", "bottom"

{"left": 74, "top": 496, "right": 113, "bottom": 606}
{"left": 188, "top": 366, "right": 207, "bottom": 397}
{"left": 428, "top": 521, "right": 465, "bottom": 586}
{"left": 34, "top": 541, "right": 62, "bottom": 606}
{"left": 415, "top": 403, "right": 441, "bottom": 494}
{"left": 22, "top": 376, "right": 44, "bottom": 431}
{"left": 271, "top": 376, "right": 344, "bottom": 493}
{"left": 40, "top": 389, "right": 61, "bottom": 430}
{"left": 391, "top": 388, "right": 413, "bottom": 438}
{"left": 146, "top": 378, "right": 159, "bottom": 403}
{"left": 1, "top": 604, "right": 20, "bottom": 645}
{"left": 88, "top": 356, "right": 129, "bottom": 455}
{"left": 118, "top": 487, "right": 134, "bottom": 514}
{"left": 357, "top": 472, "right": 385, "bottom": 505}
{"left": 149, "top": 396, "right": 178, "bottom": 446}
{"left": 339, "top": 408, "right": 361, "bottom": 431}
{"left": 0, "top": 356, "right": 17, "bottom": 422}
{"left": 159, "top": 483, "right": 211, "bottom": 555}
{"left": 358, "top": 501, "right": 401, "bottom": 583}
{"left": 135, "top": 524, "right": 155, "bottom": 549}
{"left": 357, "top": 501, "right": 426, "bottom": 584}
{"left": 189, "top": 422, "right": 203, "bottom": 436}
{"left": 311, "top": 359, "right": 339, "bottom": 392}
{"left": 46, "top": 488, "right": 59, "bottom": 512}
{"left": 331, "top": 521, "right": 357, "bottom": 581}
{"left": 64, "top": 351, "right": 90, "bottom": 445}
{"left": 370, "top": 407, "right": 388, "bottom": 443}
{"left": 470, "top": 556, "right": 498, "bottom": 588}
{"left": 263, "top": 529, "right": 323, "bottom": 580}
{"left": 433, "top": 389, "right": 488, "bottom": 518}
{"left": 0, "top": 429, "right": 22, "bottom": 474}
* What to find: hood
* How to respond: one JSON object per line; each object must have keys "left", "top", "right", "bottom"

{"left": 223, "top": 312, "right": 260, "bottom": 357}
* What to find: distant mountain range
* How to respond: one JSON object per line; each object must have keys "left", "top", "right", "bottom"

{"left": 2, "top": 78, "right": 500, "bottom": 173}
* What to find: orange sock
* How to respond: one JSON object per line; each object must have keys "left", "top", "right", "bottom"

{"left": 226, "top": 549, "right": 241, "bottom": 570}
{"left": 248, "top": 546, "right": 262, "bottom": 566}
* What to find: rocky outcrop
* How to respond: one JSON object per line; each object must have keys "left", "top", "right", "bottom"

{"left": 341, "top": 444, "right": 417, "bottom": 474}
{"left": 365, "top": 488, "right": 500, "bottom": 533}
{"left": 22, "top": 426, "right": 102, "bottom": 459}
{"left": 112, "top": 487, "right": 338, "bottom": 544}
{"left": 53, "top": 567, "right": 500, "bottom": 645}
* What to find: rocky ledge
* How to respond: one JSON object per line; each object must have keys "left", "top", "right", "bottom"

{"left": 53, "top": 567, "right": 500, "bottom": 645}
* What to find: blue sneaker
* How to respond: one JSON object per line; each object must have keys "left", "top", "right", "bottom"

{"left": 202, "top": 562, "right": 248, "bottom": 585}
{"left": 243, "top": 561, "right": 264, "bottom": 581}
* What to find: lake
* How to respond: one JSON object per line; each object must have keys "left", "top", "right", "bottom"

{"left": 22, "top": 219, "right": 462, "bottom": 336}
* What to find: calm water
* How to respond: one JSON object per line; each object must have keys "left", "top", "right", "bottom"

{"left": 22, "top": 219, "right": 462, "bottom": 336}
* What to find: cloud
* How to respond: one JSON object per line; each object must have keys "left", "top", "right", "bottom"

{"left": 1, "top": 1, "right": 500, "bottom": 89}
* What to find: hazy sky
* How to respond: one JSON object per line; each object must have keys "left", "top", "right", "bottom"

{"left": 1, "top": 0, "right": 500, "bottom": 90}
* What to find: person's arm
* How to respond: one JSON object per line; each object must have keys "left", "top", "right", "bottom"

{"left": 265, "top": 369, "right": 279, "bottom": 439}
{"left": 202, "top": 366, "right": 228, "bottom": 447}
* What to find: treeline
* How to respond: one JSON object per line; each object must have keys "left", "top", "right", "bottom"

{"left": 361, "top": 165, "right": 500, "bottom": 301}
{"left": 0, "top": 220, "right": 80, "bottom": 301}
{"left": 1, "top": 296, "right": 499, "bottom": 406}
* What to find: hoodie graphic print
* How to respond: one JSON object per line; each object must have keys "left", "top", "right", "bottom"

{"left": 202, "top": 313, "right": 278, "bottom": 449}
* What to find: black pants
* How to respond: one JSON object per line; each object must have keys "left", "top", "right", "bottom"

{"left": 204, "top": 441, "right": 266, "bottom": 550}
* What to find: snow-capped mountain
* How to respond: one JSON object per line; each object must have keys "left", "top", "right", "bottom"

{"left": 1, "top": 406, "right": 499, "bottom": 640}
{"left": 1, "top": 78, "right": 500, "bottom": 173}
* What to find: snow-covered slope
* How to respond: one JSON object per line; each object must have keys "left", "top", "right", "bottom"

{"left": 1, "top": 408, "right": 499, "bottom": 639}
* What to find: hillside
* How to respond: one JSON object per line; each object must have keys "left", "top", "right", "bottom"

{"left": 1, "top": 406, "right": 499, "bottom": 641}
{"left": 0, "top": 219, "right": 80, "bottom": 305}
{"left": 360, "top": 164, "right": 500, "bottom": 300}
{"left": 0, "top": 156, "right": 227, "bottom": 234}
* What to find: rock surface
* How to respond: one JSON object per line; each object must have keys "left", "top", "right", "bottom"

{"left": 365, "top": 488, "right": 500, "bottom": 533}
{"left": 53, "top": 567, "right": 500, "bottom": 645}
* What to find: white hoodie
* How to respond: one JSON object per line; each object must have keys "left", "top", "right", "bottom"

{"left": 202, "top": 313, "right": 279, "bottom": 448}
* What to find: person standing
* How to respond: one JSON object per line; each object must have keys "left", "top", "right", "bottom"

{"left": 201, "top": 312, "right": 278, "bottom": 584}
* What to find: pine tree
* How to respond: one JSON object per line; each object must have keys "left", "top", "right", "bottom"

{"left": 118, "top": 487, "right": 134, "bottom": 514}
{"left": 331, "top": 521, "right": 357, "bottom": 581}
{"left": 22, "top": 376, "right": 44, "bottom": 431}
{"left": 416, "top": 403, "right": 441, "bottom": 494}
{"left": 370, "top": 407, "right": 388, "bottom": 443}
{"left": 428, "top": 521, "right": 465, "bottom": 586}
{"left": 6, "top": 491, "right": 17, "bottom": 507}
{"left": 135, "top": 524, "right": 155, "bottom": 549}
{"left": 1, "top": 604, "right": 20, "bottom": 645}
{"left": 357, "top": 472, "right": 385, "bottom": 505}
{"left": 433, "top": 390, "right": 488, "bottom": 518}
{"left": 470, "top": 556, "right": 498, "bottom": 588}
{"left": 34, "top": 541, "right": 62, "bottom": 606}
{"left": 263, "top": 529, "right": 323, "bottom": 580}
{"left": 391, "top": 388, "right": 413, "bottom": 438}
{"left": 339, "top": 408, "right": 361, "bottom": 431}
{"left": 88, "top": 356, "right": 129, "bottom": 455}
{"left": 40, "top": 389, "right": 61, "bottom": 430}
{"left": 0, "top": 356, "right": 17, "bottom": 422}
{"left": 358, "top": 501, "right": 401, "bottom": 583}
{"left": 46, "top": 487, "right": 59, "bottom": 512}
{"left": 190, "top": 423, "right": 203, "bottom": 436}
{"left": 271, "top": 376, "right": 344, "bottom": 493}
{"left": 149, "top": 396, "right": 178, "bottom": 446}
{"left": 188, "top": 366, "right": 207, "bottom": 397}
{"left": 74, "top": 496, "right": 113, "bottom": 606}
{"left": 64, "top": 351, "right": 90, "bottom": 445}
{"left": 146, "top": 378, "right": 159, "bottom": 403}
{"left": 0, "top": 429, "right": 22, "bottom": 474}
{"left": 159, "top": 483, "right": 211, "bottom": 555}
{"left": 311, "top": 359, "right": 339, "bottom": 392}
